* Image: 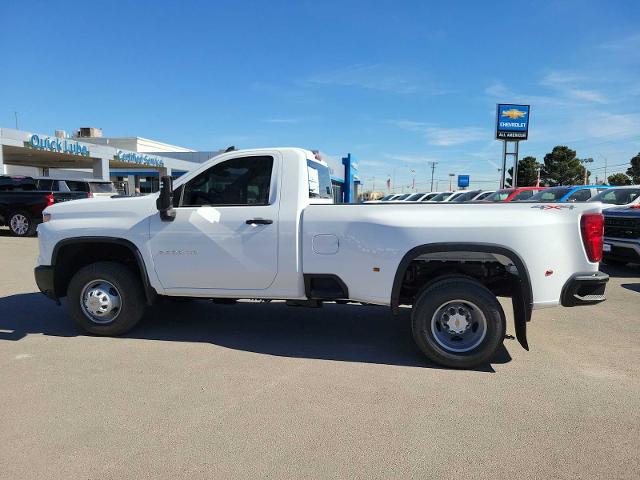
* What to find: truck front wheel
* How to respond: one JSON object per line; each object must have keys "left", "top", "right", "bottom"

{"left": 67, "top": 261, "right": 146, "bottom": 336}
{"left": 411, "top": 277, "right": 505, "bottom": 369}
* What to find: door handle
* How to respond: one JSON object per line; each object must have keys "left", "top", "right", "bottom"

{"left": 246, "top": 219, "right": 273, "bottom": 225}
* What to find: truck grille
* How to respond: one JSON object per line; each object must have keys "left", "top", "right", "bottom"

{"left": 604, "top": 216, "right": 640, "bottom": 239}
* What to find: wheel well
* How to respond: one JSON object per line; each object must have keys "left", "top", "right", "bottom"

{"left": 391, "top": 244, "right": 532, "bottom": 311}
{"left": 52, "top": 239, "right": 153, "bottom": 302}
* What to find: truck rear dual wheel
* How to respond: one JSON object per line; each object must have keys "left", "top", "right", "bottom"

{"left": 411, "top": 277, "right": 506, "bottom": 369}
{"left": 67, "top": 261, "right": 146, "bottom": 336}
{"left": 8, "top": 210, "right": 37, "bottom": 237}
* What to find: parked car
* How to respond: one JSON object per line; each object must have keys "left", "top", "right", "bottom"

{"left": 589, "top": 186, "right": 640, "bottom": 209}
{"left": 390, "top": 193, "right": 412, "bottom": 201}
{"left": 404, "top": 192, "right": 429, "bottom": 201}
{"left": 450, "top": 190, "right": 494, "bottom": 202}
{"left": 484, "top": 187, "right": 546, "bottom": 202}
{"left": 33, "top": 178, "right": 118, "bottom": 199}
{"left": 0, "top": 175, "right": 89, "bottom": 236}
{"left": 602, "top": 206, "right": 640, "bottom": 266}
{"left": 528, "top": 185, "right": 610, "bottom": 203}
{"left": 419, "top": 192, "right": 440, "bottom": 201}
{"left": 424, "top": 191, "right": 454, "bottom": 202}
{"left": 380, "top": 194, "right": 401, "bottom": 202}
{"left": 35, "top": 147, "right": 608, "bottom": 369}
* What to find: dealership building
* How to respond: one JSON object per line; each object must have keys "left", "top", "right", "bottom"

{"left": 0, "top": 126, "right": 360, "bottom": 201}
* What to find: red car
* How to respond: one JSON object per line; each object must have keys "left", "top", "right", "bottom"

{"left": 484, "top": 186, "right": 546, "bottom": 202}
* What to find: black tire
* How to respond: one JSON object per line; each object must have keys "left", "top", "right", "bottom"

{"left": 8, "top": 210, "right": 37, "bottom": 237}
{"left": 411, "top": 277, "right": 506, "bottom": 369}
{"left": 67, "top": 261, "right": 146, "bottom": 336}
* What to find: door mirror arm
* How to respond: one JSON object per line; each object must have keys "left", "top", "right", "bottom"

{"left": 156, "top": 175, "right": 176, "bottom": 222}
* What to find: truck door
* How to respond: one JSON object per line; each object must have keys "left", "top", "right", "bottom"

{"left": 149, "top": 154, "right": 279, "bottom": 290}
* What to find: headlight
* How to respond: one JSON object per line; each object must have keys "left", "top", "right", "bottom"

{"left": 42, "top": 213, "right": 51, "bottom": 223}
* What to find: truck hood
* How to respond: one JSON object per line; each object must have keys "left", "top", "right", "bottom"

{"left": 46, "top": 194, "right": 158, "bottom": 219}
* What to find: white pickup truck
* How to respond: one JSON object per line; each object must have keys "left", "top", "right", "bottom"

{"left": 34, "top": 148, "right": 609, "bottom": 368}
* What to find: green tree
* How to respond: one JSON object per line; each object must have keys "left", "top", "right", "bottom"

{"left": 607, "top": 172, "right": 631, "bottom": 186}
{"left": 627, "top": 152, "right": 640, "bottom": 184}
{"left": 505, "top": 156, "right": 541, "bottom": 187}
{"left": 540, "top": 146, "right": 588, "bottom": 186}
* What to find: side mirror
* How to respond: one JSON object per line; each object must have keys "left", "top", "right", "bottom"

{"left": 156, "top": 175, "right": 176, "bottom": 221}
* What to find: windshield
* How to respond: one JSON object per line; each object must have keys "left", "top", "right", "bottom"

{"left": 484, "top": 189, "right": 513, "bottom": 202}
{"left": 590, "top": 188, "right": 640, "bottom": 205}
{"left": 529, "top": 187, "right": 571, "bottom": 202}
{"left": 446, "top": 192, "right": 466, "bottom": 202}
{"left": 394, "top": 193, "right": 411, "bottom": 200}
{"left": 90, "top": 182, "right": 117, "bottom": 193}
{"left": 420, "top": 193, "right": 438, "bottom": 201}
{"left": 475, "top": 191, "right": 494, "bottom": 200}
{"left": 307, "top": 160, "right": 333, "bottom": 199}
{"left": 452, "top": 190, "right": 481, "bottom": 202}
{"left": 380, "top": 194, "right": 395, "bottom": 201}
{"left": 406, "top": 193, "right": 425, "bottom": 201}
{"left": 429, "top": 192, "right": 453, "bottom": 202}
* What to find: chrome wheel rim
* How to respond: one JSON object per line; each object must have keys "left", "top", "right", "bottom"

{"left": 10, "top": 214, "right": 29, "bottom": 235}
{"left": 80, "top": 279, "right": 122, "bottom": 324}
{"left": 431, "top": 300, "right": 487, "bottom": 353}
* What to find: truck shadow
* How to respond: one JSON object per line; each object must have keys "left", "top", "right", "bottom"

{"left": 0, "top": 293, "right": 511, "bottom": 372}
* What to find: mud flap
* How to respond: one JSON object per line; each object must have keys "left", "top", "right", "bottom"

{"left": 511, "top": 288, "right": 531, "bottom": 351}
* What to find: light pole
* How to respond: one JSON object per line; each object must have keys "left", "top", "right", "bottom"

{"left": 410, "top": 169, "right": 416, "bottom": 191}
{"left": 449, "top": 173, "right": 455, "bottom": 190}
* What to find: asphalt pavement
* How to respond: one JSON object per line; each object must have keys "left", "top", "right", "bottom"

{"left": 1, "top": 228, "right": 639, "bottom": 479}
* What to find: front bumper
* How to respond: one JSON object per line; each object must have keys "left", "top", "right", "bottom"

{"left": 34, "top": 266, "right": 59, "bottom": 304}
{"left": 560, "top": 271, "right": 609, "bottom": 307}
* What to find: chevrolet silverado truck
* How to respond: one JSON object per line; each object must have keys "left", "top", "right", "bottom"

{"left": 34, "top": 148, "right": 609, "bottom": 368}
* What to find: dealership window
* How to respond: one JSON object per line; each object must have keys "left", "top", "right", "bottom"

{"left": 180, "top": 156, "right": 273, "bottom": 207}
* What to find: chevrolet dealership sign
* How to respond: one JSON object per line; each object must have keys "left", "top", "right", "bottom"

{"left": 495, "top": 104, "right": 530, "bottom": 140}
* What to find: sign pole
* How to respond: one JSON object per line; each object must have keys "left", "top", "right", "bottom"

{"left": 500, "top": 141, "right": 507, "bottom": 189}
{"left": 512, "top": 141, "right": 519, "bottom": 188}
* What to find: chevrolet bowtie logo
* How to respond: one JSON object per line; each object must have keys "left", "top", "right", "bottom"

{"left": 501, "top": 108, "right": 527, "bottom": 119}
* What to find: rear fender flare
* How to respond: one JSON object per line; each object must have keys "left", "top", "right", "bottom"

{"left": 390, "top": 242, "right": 532, "bottom": 350}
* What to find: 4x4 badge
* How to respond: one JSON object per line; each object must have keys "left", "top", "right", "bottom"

{"left": 530, "top": 205, "right": 576, "bottom": 210}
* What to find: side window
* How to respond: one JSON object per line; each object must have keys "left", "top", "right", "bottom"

{"left": 513, "top": 190, "right": 534, "bottom": 201}
{"left": 181, "top": 156, "right": 274, "bottom": 207}
{"left": 568, "top": 189, "right": 591, "bottom": 202}
{"left": 65, "top": 180, "right": 90, "bottom": 192}
{"left": 36, "top": 179, "right": 54, "bottom": 191}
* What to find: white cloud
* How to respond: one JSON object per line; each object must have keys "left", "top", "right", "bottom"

{"left": 263, "top": 118, "right": 300, "bottom": 124}
{"left": 579, "top": 112, "right": 640, "bottom": 140}
{"left": 425, "top": 126, "right": 486, "bottom": 146}
{"left": 389, "top": 120, "right": 487, "bottom": 146}
{"left": 305, "top": 64, "right": 449, "bottom": 95}
{"left": 382, "top": 153, "right": 438, "bottom": 164}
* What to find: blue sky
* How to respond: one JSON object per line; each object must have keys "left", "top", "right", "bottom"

{"left": 1, "top": 0, "right": 639, "bottom": 191}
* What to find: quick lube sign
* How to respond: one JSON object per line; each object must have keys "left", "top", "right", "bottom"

{"left": 27, "top": 134, "right": 90, "bottom": 156}
{"left": 495, "top": 104, "right": 530, "bottom": 140}
{"left": 116, "top": 150, "right": 164, "bottom": 167}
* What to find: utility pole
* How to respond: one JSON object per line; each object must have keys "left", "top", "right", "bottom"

{"left": 449, "top": 173, "right": 455, "bottom": 190}
{"left": 410, "top": 169, "right": 416, "bottom": 191}
{"left": 536, "top": 166, "right": 541, "bottom": 187}
{"left": 581, "top": 158, "right": 594, "bottom": 185}
{"left": 14, "top": 111, "right": 18, "bottom": 130}
{"left": 429, "top": 161, "right": 438, "bottom": 192}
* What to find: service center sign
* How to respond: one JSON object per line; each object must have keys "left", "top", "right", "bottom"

{"left": 496, "top": 104, "right": 530, "bottom": 140}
